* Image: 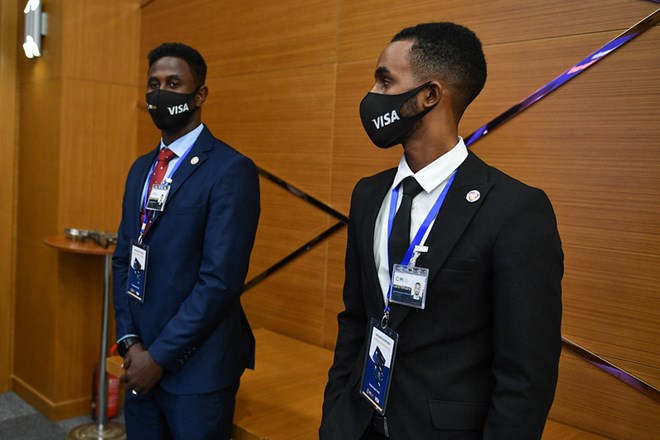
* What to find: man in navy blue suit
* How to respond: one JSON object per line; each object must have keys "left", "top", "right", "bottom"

{"left": 113, "top": 42, "right": 260, "bottom": 439}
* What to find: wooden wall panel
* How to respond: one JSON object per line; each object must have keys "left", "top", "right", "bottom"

{"left": 246, "top": 179, "right": 331, "bottom": 277}
{"left": 140, "top": 0, "right": 337, "bottom": 78}
{"left": 58, "top": 80, "right": 139, "bottom": 231}
{"left": 16, "top": 80, "right": 62, "bottom": 245}
{"left": 243, "top": 243, "right": 330, "bottom": 346}
{"left": 550, "top": 348, "right": 660, "bottom": 439}
{"left": 14, "top": 72, "right": 63, "bottom": 411}
{"left": 322, "top": 231, "right": 347, "bottom": 348}
{"left": 337, "top": 0, "right": 658, "bottom": 63}
{"left": 13, "top": 244, "right": 58, "bottom": 401}
{"left": 61, "top": 0, "right": 140, "bottom": 84}
{"left": 52, "top": 252, "right": 105, "bottom": 405}
{"left": 13, "top": 0, "right": 140, "bottom": 419}
{"left": 207, "top": 64, "right": 336, "bottom": 198}
{"left": 468, "top": 29, "right": 660, "bottom": 389}
{"left": 460, "top": 31, "right": 621, "bottom": 137}
{"left": 0, "top": 0, "right": 19, "bottom": 392}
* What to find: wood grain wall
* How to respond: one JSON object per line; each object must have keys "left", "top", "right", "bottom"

{"left": 11, "top": 0, "right": 140, "bottom": 419}
{"left": 0, "top": 0, "right": 19, "bottom": 393}
{"left": 4, "top": 0, "right": 657, "bottom": 435}
{"left": 139, "top": 1, "right": 659, "bottom": 438}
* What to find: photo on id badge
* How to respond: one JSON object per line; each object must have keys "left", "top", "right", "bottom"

{"left": 146, "top": 184, "right": 169, "bottom": 211}
{"left": 390, "top": 264, "right": 428, "bottom": 309}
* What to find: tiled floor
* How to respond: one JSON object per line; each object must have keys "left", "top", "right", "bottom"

{"left": 0, "top": 392, "right": 124, "bottom": 440}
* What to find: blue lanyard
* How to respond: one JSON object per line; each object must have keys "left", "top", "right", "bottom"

{"left": 382, "top": 171, "right": 457, "bottom": 324}
{"left": 386, "top": 171, "right": 457, "bottom": 269}
{"left": 138, "top": 143, "right": 195, "bottom": 243}
{"left": 140, "top": 144, "right": 194, "bottom": 211}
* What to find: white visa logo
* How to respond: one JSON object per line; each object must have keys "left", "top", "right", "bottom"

{"left": 167, "top": 103, "right": 189, "bottom": 115}
{"left": 372, "top": 110, "right": 400, "bottom": 129}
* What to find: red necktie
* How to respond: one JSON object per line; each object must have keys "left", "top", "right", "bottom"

{"left": 147, "top": 148, "right": 177, "bottom": 201}
{"left": 141, "top": 148, "right": 176, "bottom": 226}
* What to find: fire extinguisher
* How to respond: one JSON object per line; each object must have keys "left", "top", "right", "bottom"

{"left": 91, "top": 343, "right": 120, "bottom": 421}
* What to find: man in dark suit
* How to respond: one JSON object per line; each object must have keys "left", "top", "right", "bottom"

{"left": 321, "top": 23, "right": 563, "bottom": 440}
{"left": 112, "top": 43, "right": 260, "bottom": 439}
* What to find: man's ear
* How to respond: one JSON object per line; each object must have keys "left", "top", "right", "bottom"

{"left": 422, "top": 81, "right": 443, "bottom": 108}
{"left": 195, "top": 85, "right": 208, "bottom": 107}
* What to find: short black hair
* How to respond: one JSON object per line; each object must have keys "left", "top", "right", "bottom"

{"left": 148, "top": 42, "right": 207, "bottom": 87}
{"left": 392, "top": 22, "right": 487, "bottom": 119}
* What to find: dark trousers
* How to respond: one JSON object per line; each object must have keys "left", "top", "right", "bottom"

{"left": 124, "top": 382, "right": 239, "bottom": 440}
{"left": 361, "top": 424, "right": 389, "bottom": 440}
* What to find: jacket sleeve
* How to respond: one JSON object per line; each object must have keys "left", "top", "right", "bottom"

{"left": 112, "top": 164, "right": 140, "bottom": 341}
{"left": 484, "top": 187, "right": 563, "bottom": 439}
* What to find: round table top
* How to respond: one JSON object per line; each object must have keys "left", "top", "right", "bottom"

{"left": 45, "top": 235, "right": 115, "bottom": 256}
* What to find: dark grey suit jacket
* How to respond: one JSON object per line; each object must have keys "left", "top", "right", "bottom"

{"left": 321, "top": 151, "right": 563, "bottom": 440}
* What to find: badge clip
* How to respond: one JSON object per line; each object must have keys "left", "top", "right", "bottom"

{"left": 409, "top": 245, "right": 428, "bottom": 267}
{"left": 381, "top": 309, "right": 390, "bottom": 329}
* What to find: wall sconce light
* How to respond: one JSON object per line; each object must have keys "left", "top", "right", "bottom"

{"left": 23, "top": 0, "right": 47, "bottom": 59}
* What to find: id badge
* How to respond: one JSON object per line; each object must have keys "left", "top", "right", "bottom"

{"left": 360, "top": 318, "right": 399, "bottom": 415}
{"left": 146, "top": 183, "right": 170, "bottom": 212}
{"left": 127, "top": 242, "right": 148, "bottom": 302}
{"left": 390, "top": 264, "right": 429, "bottom": 309}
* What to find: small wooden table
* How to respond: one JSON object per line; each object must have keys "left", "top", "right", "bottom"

{"left": 45, "top": 235, "right": 125, "bottom": 439}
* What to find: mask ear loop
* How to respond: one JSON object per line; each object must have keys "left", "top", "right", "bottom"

{"left": 391, "top": 82, "right": 437, "bottom": 146}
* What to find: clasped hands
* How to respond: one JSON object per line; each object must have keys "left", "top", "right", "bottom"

{"left": 120, "top": 343, "right": 164, "bottom": 395}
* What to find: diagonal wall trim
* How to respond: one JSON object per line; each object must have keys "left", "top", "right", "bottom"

{"left": 562, "top": 337, "right": 660, "bottom": 403}
{"left": 257, "top": 166, "right": 348, "bottom": 223}
{"left": 244, "top": 221, "right": 346, "bottom": 291}
{"left": 244, "top": 8, "right": 659, "bottom": 403}
{"left": 465, "top": 8, "right": 660, "bottom": 147}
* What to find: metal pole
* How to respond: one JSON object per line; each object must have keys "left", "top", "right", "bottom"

{"left": 97, "top": 254, "right": 111, "bottom": 429}
{"left": 67, "top": 253, "right": 125, "bottom": 439}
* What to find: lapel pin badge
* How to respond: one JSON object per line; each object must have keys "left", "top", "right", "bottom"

{"left": 190, "top": 156, "right": 199, "bottom": 165}
{"left": 466, "top": 190, "right": 480, "bottom": 203}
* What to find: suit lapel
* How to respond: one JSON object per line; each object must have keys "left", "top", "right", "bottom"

{"left": 389, "top": 152, "right": 494, "bottom": 329}
{"left": 166, "top": 127, "right": 212, "bottom": 202}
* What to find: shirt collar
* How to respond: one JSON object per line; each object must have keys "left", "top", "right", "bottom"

{"left": 392, "top": 137, "right": 468, "bottom": 193}
{"left": 158, "top": 123, "right": 205, "bottom": 157}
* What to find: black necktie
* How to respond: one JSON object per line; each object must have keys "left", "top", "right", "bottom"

{"left": 388, "top": 176, "right": 424, "bottom": 269}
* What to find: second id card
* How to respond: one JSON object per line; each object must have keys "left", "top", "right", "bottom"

{"left": 146, "top": 183, "right": 171, "bottom": 212}
{"left": 360, "top": 318, "right": 398, "bottom": 415}
{"left": 127, "top": 242, "right": 148, "bottom": 302}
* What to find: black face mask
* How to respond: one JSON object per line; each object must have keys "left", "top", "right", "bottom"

{"left": 146, "top": 88, "right": 200, "bottom": 131}
{"left": 359, "top": 82, "right": 433, "bottom": 148}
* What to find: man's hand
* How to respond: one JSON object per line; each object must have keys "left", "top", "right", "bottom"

{"left": 120, "top": 343, "right": 163, "bottom": 395}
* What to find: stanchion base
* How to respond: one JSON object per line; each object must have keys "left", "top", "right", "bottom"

{"left": 66, "top": 421, "right": 126, "bottom": 439}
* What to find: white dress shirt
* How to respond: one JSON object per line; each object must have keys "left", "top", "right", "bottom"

{"left": 373, "top": 137, "right": 468, "bottom": 302}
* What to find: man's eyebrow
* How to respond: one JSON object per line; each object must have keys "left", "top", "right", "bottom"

{"left": 375, "top": 66, "right": 390, "bottom": 76}
{"left": 147, "top": 74, "right": 183, "bottom": 82}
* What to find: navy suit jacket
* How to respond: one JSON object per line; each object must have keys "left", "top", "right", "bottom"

{"left": 321, "top": 152, "right": 563, "bottom": 439}
{"left": 112, "top": 126, "right": 260, "bottom": 395}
